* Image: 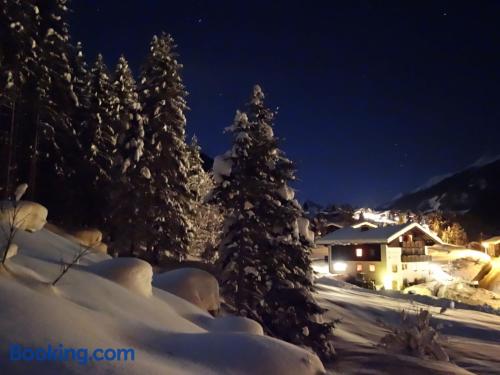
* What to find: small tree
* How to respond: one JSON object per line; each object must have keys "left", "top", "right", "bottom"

{"left": 186, "top": 136, "right": 223, "bottom": 262}
{"left": 442, "top": 222, "right": 467, "bottom": 246}
{"left": 52, "top": 245, "right": 90, "bottom": 286}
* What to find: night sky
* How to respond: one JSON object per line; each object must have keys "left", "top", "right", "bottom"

{"left": 70, "top": 1, "right": 500, "bottom": 207}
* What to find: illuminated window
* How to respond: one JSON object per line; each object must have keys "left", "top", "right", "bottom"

{"left": 392, "top": 264, "right": 398, "bottom": 273}
{"left": 369, "top": 264, "right": 375, "bottom": 272}
{"left": 356, "top": 264, "right": 363, "bottom": 272}
{"left": 356, "top": 248, "right": 363, "bottom": 257}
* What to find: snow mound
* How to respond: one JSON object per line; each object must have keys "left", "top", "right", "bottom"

{"left": 88, "top": 257, "right": 153, "bottom": 297}
{"left": 154, "top": 268, "right": 220, "bottom": 312}
{"left": 71, "top": 228, "right": 103, "bottom": 247}
{"left": 210, "top": 316, "right": 264, "bottom": 335}
{"left": 480, "top": 258, "right": 500, "bottom": 294}
{"left": 405, "top": 280, "right": 500, "bottom": 310}
{"left": 0, "top": 227, "right": 325, "bottom": 374}
{"left": 0, "top": 201, "right": 48, "bottom": 232}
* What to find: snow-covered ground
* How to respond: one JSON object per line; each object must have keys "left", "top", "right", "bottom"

{"left": 315, "top": 276, "right": 500, "bottom": 374}
{"left": 0, "top": 225, "right": 324, "bottom": 374}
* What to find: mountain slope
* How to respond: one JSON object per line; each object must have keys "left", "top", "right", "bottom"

{"left": 381, "top": 157, "right": 500, "bottom": 238}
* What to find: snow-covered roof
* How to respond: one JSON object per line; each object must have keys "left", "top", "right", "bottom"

{"left": 482, "top": 236, "right": 500, "bottom": 244}
{"left": 351, "top": 221, "right": 378, "bottom": 229}
{"left": 316, "top": 222, "right": 443, "bottom": 245}
{"left": 326, "top": 222, "right": 343, "bottom": 229}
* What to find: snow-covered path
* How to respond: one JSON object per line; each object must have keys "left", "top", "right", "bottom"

{"left": 315, "top": 277, "right": 500, "bottom": 374}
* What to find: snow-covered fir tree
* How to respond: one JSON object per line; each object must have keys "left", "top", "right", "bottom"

{"left": 30, "top": 0, "right": 79, "bottom": 197}
{"left": 106, "top": 55, "right": 149, "bottom": 253}
{"left": 214, "top": 85, "right": 336, "bottom": 361}
{"left": 138, "top": 33, "right": 193, "bottom": 262}
{"left": 0, "top": 0, "right": 38, "bottom": 197}
{"left": 187, "top": 136, "right": 223, "bottom": 262}
{"left": 85, "top": 54, "right": 117, "bottom": 183}
{"left": 70, "top": 41, "right": 91, "bottom": 145}
{"left": 111, "top": 55, "right": 145, "bottom": 176}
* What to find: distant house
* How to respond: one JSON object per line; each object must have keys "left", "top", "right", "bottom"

{"left": 482, "top": 237, "right": 500, "bottom": 257}
{"left": 316, "top": 222, "right": 443, "bottom": 290}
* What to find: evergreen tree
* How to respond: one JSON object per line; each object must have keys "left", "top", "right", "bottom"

{"left": 29, "top": 0, "right": 79, "bottom": 198}
{"left": 111, "top": 55, "right": 145, "bottom": 176}
{"left": 107, "top": 55, "right": 148, "bottom": 252}
{"left": 187, "top": 136, "right": 223, "bottom": 262}
{"left": 138, "top": 33, "right": 193, "bottom": 262}
{"left": 70, "top": 41, "right": 91, "bottom": 144}
{"left": 85, "top": 54, "right": 117, "bottom": 184}
{"left": 214, "top": 85, "right": 335, "bottom": 361}
{"left": 0, "top": 0, "right": 38, "bottom": 197}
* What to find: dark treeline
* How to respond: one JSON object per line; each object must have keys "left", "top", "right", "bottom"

{"left": 0, "top": 0, "right": 203, "bottom": 263}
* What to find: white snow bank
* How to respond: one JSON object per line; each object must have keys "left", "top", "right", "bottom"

{"left": 0, "top": 227, "right": 325, "bottom": 374}
{"left": 71, "top": 228, "right": 103, "bottom": 247}
{"left": 209, "top": 316, "right": 264, "bottom": 335}
{"left": 92, "top": 241, "right": 108, "bottom": 254}
{"left": 315, "top": 275, "right": 500, "bottom": 374}
{"left": 480, "top": 258, "right": 500, "bottom": 294}
{"left": 0, "top": 200, "right": 48, "bottom": 232}
{"left": 404, "top": 280, "right": 500, "bottom": 310}
{"left": 154, "top": 268, "right": 220, "bottom": 312}
{"left": 88, "top": 257, "right": 153, "bottom": 297}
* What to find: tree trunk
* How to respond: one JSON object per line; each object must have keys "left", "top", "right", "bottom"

{"left": 4, "top": 98, "right": 17, "bottom": 199}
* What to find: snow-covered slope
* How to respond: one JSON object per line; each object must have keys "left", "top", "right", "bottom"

{"left": 316, "top": 277, "right": 500, "bottom": 374}
{"left": 0, "top": 226, "right": 324, "bottom": 375}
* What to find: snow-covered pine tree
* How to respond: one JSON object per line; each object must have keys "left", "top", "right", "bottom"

{"left": 0, "top": 0, "right": 38, "bottom": 198}
{"left": 214, "top": 85, "right": 336, "bottom": 361}
{"left": 187, "top": 135, "right": 223, "bottom": 262}
{"left": 70, "top": 41, "right": 91, "bottom": 145}
{"left": 85, "top": 54, "right": 117, "bottom": 183}
{"left": 106, "top": 55, "right": 148, "bottom": 253}
{"left": 29, "top": 0, "right": 79, "bottom": 198}
{"left": 138, "top": 33, "right": 193, "bottom": 262}
{"left": 111, "top": 55, "right": 145, "bottom": 177}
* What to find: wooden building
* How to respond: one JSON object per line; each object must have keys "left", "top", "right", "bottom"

{"left": 317, "top": 222, "right": 443, "bottom": 290}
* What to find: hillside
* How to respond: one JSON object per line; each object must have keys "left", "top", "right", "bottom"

{"left": 0, "top": 220, "right": 324, "bottom": 374}
{"left": 381, "top": 157, "right": 500, "bottom": 239}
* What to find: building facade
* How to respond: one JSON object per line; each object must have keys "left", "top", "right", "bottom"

{"left": 317, "top": 222, "right": 442, "bottom": 290}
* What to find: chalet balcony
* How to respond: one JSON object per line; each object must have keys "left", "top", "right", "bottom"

{"left": 401, "top": 240, "right": 426, "bottom": 256}
{"left": 401, "top": 254, "right": 432, "bottom": 262}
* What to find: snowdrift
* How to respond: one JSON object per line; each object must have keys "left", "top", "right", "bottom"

{"left": 0, "top": 224, "right": 324, "bottom": 375}
{"left": 154, "top": 267, "right": 220, "bottom": 312}
{"left": 0, "top": 201, "right": 48, "bottom": 232}
{"left": 404, "top": 280, "right": 500, "bottom": 310}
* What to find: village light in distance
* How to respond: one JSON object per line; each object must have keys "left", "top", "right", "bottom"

{"left": 356, "top": 248, "right": 363, "bottom": 257}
